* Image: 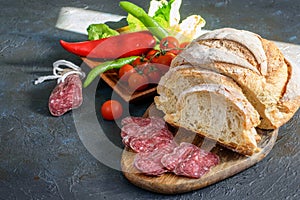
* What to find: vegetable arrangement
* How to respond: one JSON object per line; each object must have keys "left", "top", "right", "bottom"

{"left": 36, "top": 0, "right": 206, "bottom": 119}
{"left": 61, "top": 0, "right": 205, "bottom": 89}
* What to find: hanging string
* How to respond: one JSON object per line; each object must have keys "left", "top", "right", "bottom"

{"left": 34, "top": 60, "right": 85, "bottom": 85}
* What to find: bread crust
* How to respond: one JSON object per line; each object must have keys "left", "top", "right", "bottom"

{"left": 170, "top": 28, "right": 300, "bottom": 129}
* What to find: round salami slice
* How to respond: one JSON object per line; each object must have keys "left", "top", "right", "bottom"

{"left": 120, "top": 117, "right": 171, "bottom": 149}
{"left": 161, "top": 142, "right": 220, "bottom": 178}
{"left": 121, "top": 116, "right": 165, "bottom": 128}
{"left": 129, "top": 129, "right": 175, "bottom": 153}
{"left": 160, "top": 142, "right": 196, "bottom": 171}
{"left": 121, "top": 117, "right": 161, "bottom": 137}
{"left": 133, "top": 141, "right": 178, "bottom": 176}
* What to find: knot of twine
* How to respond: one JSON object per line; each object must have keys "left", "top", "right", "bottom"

{"left": 34, "top": 60, "right": 85, "bottom": 85}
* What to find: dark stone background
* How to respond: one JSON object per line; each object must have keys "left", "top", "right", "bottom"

{"left": 1, "top": 0, "right": 299, "bottom": 199}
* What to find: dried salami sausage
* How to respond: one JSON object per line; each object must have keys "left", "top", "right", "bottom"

{"left": 34, "top": 60, "right": 85, "bottom": 117}
{"left": 48, "top": 74, "right": 83, "bottom": 116}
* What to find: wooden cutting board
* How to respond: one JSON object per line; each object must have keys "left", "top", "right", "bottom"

{"left": 120, "top": 103, "right": 278, "bottom": 194}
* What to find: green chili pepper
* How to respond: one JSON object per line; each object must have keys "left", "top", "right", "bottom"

{"left": 119, "top": 1, "right": 169, "bottom": 40}
{"left": 83, "top": 56, "right": 138, "bottom": 88}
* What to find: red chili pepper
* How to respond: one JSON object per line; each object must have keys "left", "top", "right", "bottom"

{"left": 60, "top": 31, "right": 156, "bottom": 59}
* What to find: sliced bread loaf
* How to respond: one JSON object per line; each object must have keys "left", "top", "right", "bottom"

{"left": 170, "top": 28, "right": 299, "bottom": 129}
{"left": 155, "top": 28, "right": 300, "bottom": 156}
{"left": 163, "top": 84, "right": 261, "bottom": 156}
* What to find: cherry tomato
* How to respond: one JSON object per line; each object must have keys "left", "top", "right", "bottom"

{"left": 178, "top": 42, "right": 190, "bottom": 53}
{"left": 118, "top": 64, "right": 136, "bottom": 82}
{"left": 180, "top": 42, "right": 190, "bottom": 49}
{"left": 101, "top": 100, "right": 123, "bottom": 120}
{"left": 131, "top": 57, "right": 149, "bottom": 67}
{"left": 160, "top": 36, "right": 180, "bottom": 54}
{"left": 134, "top": 62, "right": 148, "bottom": 73}
{"left": 146, "top": 49, "right": 160, "bottom": 61}
{"left": 153, "top": 52, "right": 176, "bottom": 66}
{"left": 128, "top": 73, "right": 149, "bottom": 91}
{"left": 143, "top": 63, "right": 161, "bottom": 84}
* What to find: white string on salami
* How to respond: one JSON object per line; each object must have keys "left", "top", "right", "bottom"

{"left": 34, "top": 60, "right": 85, "bottom": 85}
{"left": 34, "top": 60, "right": 85, "bottom": 116}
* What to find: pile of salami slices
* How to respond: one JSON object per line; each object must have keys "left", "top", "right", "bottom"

{"left": 121, "top": 116, "right": 220, "bottom": 178}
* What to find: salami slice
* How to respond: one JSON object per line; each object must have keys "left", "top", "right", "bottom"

{"left": 120, "top": 117, "right": 220, "bottom": 178}
{"left": 121, "top": 116, "right": 165, "bottom": 127}
{"left": 129, "top": 128, "right": 174, "bottom": 153}
{"left": 48, "top": 74, "right": 83, "bottom": 116}
{"left": 120, "top": 116, "right": 170, "bottom": 148}
{"left": 133, "top": 141, "right": 178, "bottom": 176}
{"left": 161, "top": 142, "right": 220, "bottom": 178}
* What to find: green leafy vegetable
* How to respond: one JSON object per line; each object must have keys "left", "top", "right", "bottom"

{"left": 125, "top": 0, "right": 174, "bottom": 32}
{"left": 151, "top": 0, "right": 175, "bottom": 28}
{"left": 147, "top": 0, "right": 206, "bottom": 40}
{"left": 87, "top": 24, "right": 119, "bottom": 40}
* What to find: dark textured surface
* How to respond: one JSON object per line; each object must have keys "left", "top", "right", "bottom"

{"left": 1, "top": 0, "right": 299, "bottom": 199}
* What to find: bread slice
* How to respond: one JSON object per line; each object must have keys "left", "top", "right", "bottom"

{"left": 170, "top": 28, "right": 298, "bottom": 129}
{"left": 156, "top": 64, "right": 243, "bottom": 115}
{"left": 163, "top": 84, "right": 261, "bottom": 156}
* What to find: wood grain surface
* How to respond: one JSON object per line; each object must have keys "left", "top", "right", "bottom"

{"left": 120, "top": 104, "right": 278, "bottom": 194}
